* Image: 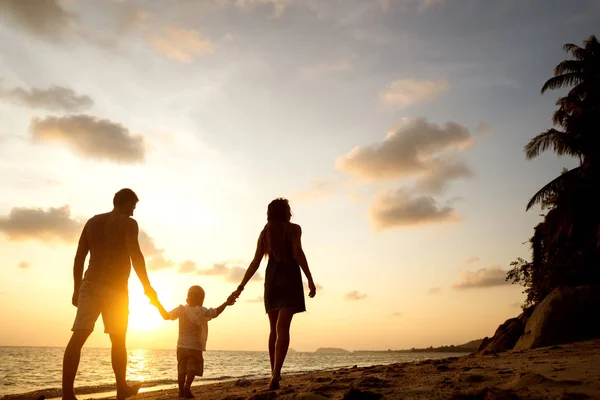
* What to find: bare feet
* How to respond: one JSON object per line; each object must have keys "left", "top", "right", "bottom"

{"left": 184, "top": 388, "right": 195, "bottom": 398}
{"left": 178, "top": 389, "right": 185, "bottom": 398}
{"left": 116, "top": 383, "right": 142, "bottom": 400}
{"left": 267, "top": 376, "right": 280, "bottom": 390}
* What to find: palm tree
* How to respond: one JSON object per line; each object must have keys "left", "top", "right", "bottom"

{"left": 525, "top": 35, "right": 600, "bottom": 210}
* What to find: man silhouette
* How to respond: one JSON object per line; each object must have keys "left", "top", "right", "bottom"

{"left": 62, "top": 188, "right": 159, "bottom": 400}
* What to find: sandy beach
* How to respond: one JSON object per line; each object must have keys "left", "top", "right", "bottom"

{"left": 131, "top": 338, "right": 600, "bottom": 400}
{"left": 8, "top": 338, "right": 599, "bottom": 400}
{"left": 137, "top": 338, "right": 600, "bottom": 400}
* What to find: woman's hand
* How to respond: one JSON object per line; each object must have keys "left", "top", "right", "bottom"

{"left": 308, "top": 280, "right": 317, "bottom": 298}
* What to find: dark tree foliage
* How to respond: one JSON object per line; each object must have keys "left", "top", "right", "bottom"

{"left": 508, "top": 35, "right": 600, "bottom": 307}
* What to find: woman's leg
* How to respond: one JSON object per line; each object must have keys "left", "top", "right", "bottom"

{"left": 267, "top": 310, "right": 279, "bottom": 372}
{"left": 269, "top": 308, "right": 294, "bottom": 389}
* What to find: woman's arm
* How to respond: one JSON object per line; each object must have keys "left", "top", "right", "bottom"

{"left": 232, "top": 232, "right": 265, "bottom": 298}
{"left": 292, "top": 224, "right": 316, "bottom": 298}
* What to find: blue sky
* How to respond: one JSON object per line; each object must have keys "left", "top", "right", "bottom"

{"left": 0, "top": 0, "right": 597, "bottom": 351}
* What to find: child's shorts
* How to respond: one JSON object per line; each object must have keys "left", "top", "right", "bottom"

{"left": 177, "top": 347, "right": 204, "bottom": 376}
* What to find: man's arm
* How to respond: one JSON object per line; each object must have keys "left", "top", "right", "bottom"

{"left": 72, "top": 222, "right": 90, "bottom": 307}
{"left": 124, "top": 219, "right": 157, "bottom": 301}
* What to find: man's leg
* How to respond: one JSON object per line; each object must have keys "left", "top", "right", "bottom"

{"left": 62, "top": 330, "right": 92, "bottom": 400}
{"left": 267, "top": 310, "right": 279, "bottom": 372}
{"left": 177, "top": 374, "right": 186, "bottom": 398}
{"left": 109, "top": 334, "right": 140, "bottom": 400}
{"left": 184, "top": 371, "right": 196, "bottom": 398}
{"left": 269, "top": 308, "right": 295, "bottom": 390}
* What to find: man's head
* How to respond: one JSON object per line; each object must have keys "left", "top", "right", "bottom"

{"left": 113, "top": 188, "right": 139, "bottom": 217}
{"left": 186, "top": 285, "right": 205, "bottom": 307}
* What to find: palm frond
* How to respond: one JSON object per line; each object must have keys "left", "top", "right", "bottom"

{"left": 541, "top": 74, "right": 582, "bottom": 93}
{"left": 554, "top": 60, "right": 583, "bottom": 75}
{"left": 526, "top": 167, "right": 582, "bottom": 210}
{"left": 524, "top": 129, "right": 580, "bottom": 159}
{"left": 563, "top": 43, "right": 588, "bottom": 60}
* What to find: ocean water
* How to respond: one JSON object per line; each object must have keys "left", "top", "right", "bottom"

{"left": 0, "top": 346, "right": 467, "bottom": 398}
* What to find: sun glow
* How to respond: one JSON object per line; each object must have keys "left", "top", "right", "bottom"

{"left": 128, "top": 294, "right": 163, "bottom": 332}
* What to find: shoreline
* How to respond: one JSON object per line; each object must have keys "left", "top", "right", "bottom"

{"left": 1, "top": 353, "right": 468, "bottom": 400}
{"left": 4, "top": 340, "right": 600, "bottom": 399}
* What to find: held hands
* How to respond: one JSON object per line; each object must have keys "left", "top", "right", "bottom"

{"left": 226, "top": 292, "right": 237, "bottom": 306}
{"left": 144, "top": 285, "right": 160, "bottom": 307}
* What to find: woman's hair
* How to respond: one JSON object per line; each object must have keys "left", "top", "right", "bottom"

{"left": 262, "top": 198, "right": 292, "bottom": 261}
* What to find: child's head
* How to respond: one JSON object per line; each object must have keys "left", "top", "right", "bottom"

{"left": 186, "top": 285, "right": 205, "bottom": 307}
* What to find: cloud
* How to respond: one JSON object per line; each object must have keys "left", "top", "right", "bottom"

{"left": 17, "top": 261, "right": 30, "bottom": 269}
{"left": 336, "top": 118, "right": 472, "bottom": 182}
{"left": 452, "top": 266, "right": 510, "bottom": 290}
{"left": 475, "top": 122, "right": 492, "bottom": 135}
{"left": 391, "top": 312, "right": 402, "bottom": 317}
{"left": 380, "top": 79, "right": 448, "bottom": 109}
{"left": 0, "top": 205, "right": 83, "bottom": 242}
{"left": 0, "top": 0, "right": 77, "bottom": 40}
{"left": 0, "top": 83, "right": 94, "bottom": 112}
{"left": 179, "top": 260, "right": 198, "bottom": 274}
{"left": 30, "top": 114, "right": 146, "bottom": 163}
{"left": 369, "top": 189, "right": 459, "bottom": 230}
{"left": 150, "top": 27, "right": 214, "bottom": 63}
{"left": 345, "top": 290, "right": 367, "bottom": 301}
{"left": 193, "top": 262, "right": 263, "bottom": 284}
{"left": 290, "top": 179, "right": 340, "bottom": 202}
{"left": 413, "top": 159, "right": 473, "bottom": 194}
{"left": 247, "top": 296, "right": 264, "bottom": 303}
{"left": 299, "top": 60, "right": 353, "bottom": 77}
{"left": 428, "top": 287, "right": 442, "bottom": 295}
{"left": 465, "top": 257, "right": 480, "bottom": 264}
{"left": 233, "top": 0, "right": 291, "bottom": 18}
{"left": 138, "top": 231, "right": 175, "bottom": 271}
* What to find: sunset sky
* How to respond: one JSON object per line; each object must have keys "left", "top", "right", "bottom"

{"left": 0, "top": 0, "right": 598, "bottom": 352}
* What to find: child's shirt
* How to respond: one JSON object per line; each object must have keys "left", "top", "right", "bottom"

{"left": 168, "top": 305, "right": 218, "bottom": 351}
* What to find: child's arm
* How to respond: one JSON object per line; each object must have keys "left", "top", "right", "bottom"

{"left": 150, "top": 297, "right": 173, "bottom": 320}
{"left": 208, "top": 294, "right": 236, "bottom": 319}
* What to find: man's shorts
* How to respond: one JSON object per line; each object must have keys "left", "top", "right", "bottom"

{"left": 177, "top": 347, "right": 204, "bottom": 376}
{"left": 72, "top": 281, "right": 129, "bottom": 336}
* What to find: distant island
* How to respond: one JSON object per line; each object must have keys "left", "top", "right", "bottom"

{"left": 354, "top": 339, "right": 483, "bottom": 354}
{"left": 315, "top": 347, "right": 350, "bottom": 353}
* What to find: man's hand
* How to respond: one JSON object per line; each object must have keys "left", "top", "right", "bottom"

{"left": 308, "top": 280, "right": 317, "bottom": 298}
{"left": 72, "top": 290, "right": 79, "bottom": 307}
{"left": 144, "top": 286, "right": 159, "bottom": 305}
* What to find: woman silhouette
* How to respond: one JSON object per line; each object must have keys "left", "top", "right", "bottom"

{"left": 232, "top": 198, "right": 316, "bottom": 390}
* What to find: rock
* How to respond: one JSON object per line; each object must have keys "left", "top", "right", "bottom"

{"left": 514, "top": 285, "right": 600, "bottom": 350}
{"left": 481, "top": 318, "right": 525, "bottom": 354}
{"left": 477, "top": 337, "right": 491, "bottom": 352}
{"left": 279, "top": 393, "right": 329, "bottom": 400}
{"left": 436, "top": 365, "right": 450, "bottom": 371}
{"left": 235, "top": 378, "right": 252, "bottom": 387}
{"left": 342, "top": 388, "right": 383, "bottom": 400}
